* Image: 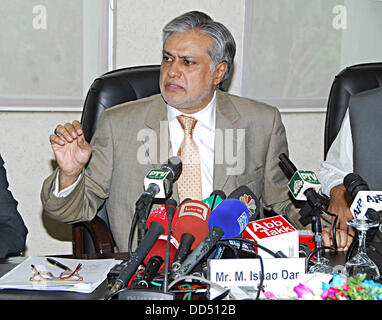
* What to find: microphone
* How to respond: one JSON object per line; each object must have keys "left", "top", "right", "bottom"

{"left": 147, "top": 204, "right": 178, "bottom": 234}
{"left": 202, "top": 190, "right": 226, "bottom": 210}
{"left": 171, "top": 199, "right": 250, "bottom": 279}
{"left": 228, "top": 185, "right": 260, "bottom": 221}
{"left": 108, "top": 221, "right": 165, "bottom": 296}
{"left": 344, "top": 173, "right": 370, "bottom": 198}
{"left": 143, "top": 156, "right": 182, "bottom": 199}
{"left": 279, "top": 153, "right": 334, "bottom": 264}
{"left": 278, "top": 153, "right": 324, "bottom": 217}
{"left": 343, "top": 173, "right": 382, "bottom": 242}
{"left": 171, "top": 233, "right": 195, "bottom": 272}
{"left": 344, "top": 173, "right": 382, "bottom": 221}
{"left": 213, "top": 187, "right": 259, "bottom": 258}
{"left": 208, "top": 198, "right": 250, "bottom": 239}
{"left": 135, "top": 156, "right": 182, "bottom": 244}
{"left": 137, "top": 256, "right": 164, "bottom": 288}
{"left": 143, "top": 233, "right": 178, "bottom": 269}
{"left": 212, "top": 238, "right": 258, "bottom": 259}
{"left": 144, "top": 201, "right": 179, "bottom": 268}
{"left": 170, "top": 227, "right": 225, "bottom": 280}
{"left": 171, "top": 199, "right": 211, "bottom": 250}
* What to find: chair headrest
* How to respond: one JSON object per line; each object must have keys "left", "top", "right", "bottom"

{"left": 81, "top": 65, "right": 161, "bottom": 142}
{"left": 324, "top": 62, "right": 382, "bottom": 157}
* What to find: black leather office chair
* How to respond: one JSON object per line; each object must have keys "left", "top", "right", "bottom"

{"left": 72, "top": 65, "right": 161, "bottom": 254}
{"left": 324, "top": 62, "right": 382, "bottom": 159}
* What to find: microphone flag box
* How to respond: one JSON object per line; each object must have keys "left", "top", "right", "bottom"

{"left": 288, "top": 170, "right": 321, "bottom": 201}
{"left": 350, "top": 190, "right": 382, "bottom": 219}
{"left": 242, "top": 215, "right": 299, "bottom": 258}
{"left": 144, "top": 169, "right": 172, "bottom": 198}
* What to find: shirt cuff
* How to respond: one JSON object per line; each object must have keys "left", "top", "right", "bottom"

{"left": 53, "top": 170, "right": 82, "bottom": 197}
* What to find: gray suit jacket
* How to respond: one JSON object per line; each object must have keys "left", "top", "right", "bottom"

{"left": 0, "top": 154, "right": 28, "bottom": 257}
{"left": 41, "top": 90, "right": 303, "bottom": 251}
{"left": 349, "top": 87, "right": 382, "bottom": 190}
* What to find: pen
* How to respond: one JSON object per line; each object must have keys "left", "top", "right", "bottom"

{"left": 46, "top": 258, "right": 72, "bottom": 272}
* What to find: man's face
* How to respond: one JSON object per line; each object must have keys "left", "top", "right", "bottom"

{"left": 160, "top": 30, "right": 225, "bottom": 114}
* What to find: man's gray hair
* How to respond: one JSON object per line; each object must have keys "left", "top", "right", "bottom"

{"left": 162, "top": 11, "right": 236, "bottom": 84}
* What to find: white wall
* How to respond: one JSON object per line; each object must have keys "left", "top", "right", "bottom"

{"left": 0, "top": 112, "right": 80, "bottom": 255}
{"left": 281, "top": 112, "right": 326, "bottom": 171}
{"left": 0, "top": 0, "right": 326, "bottom": 256}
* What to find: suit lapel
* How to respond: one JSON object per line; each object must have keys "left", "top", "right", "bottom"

{"left": 213, "top": 90, "right": 240, "bottom": 191}
{"left": 143, "top": 95, "right": 169, "bottom": 169}
{"left": 143, "top": 94, "right": 179, "bottom": 202}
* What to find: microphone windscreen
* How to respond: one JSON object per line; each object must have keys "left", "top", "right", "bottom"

{"left": 143, "top": 234, "right": 179, "bottom": 269}
{"left": 343, "top": 173, "right": 370, "bottom": 198}
{"left": 228, "top": 185, "right": 260, "bottom": 221}
{"left": 162, "top": 156, "right": 182, "bottom": 182}
{"left": 172, "top": 200, "right": 211, "bottom": 250}
{"left": 208, "top": 198, "right": 250, "bottom": 239}
{"left": 147, "top": 204, "right": 178, "bottom": 234}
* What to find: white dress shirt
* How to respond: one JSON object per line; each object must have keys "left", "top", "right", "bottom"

{"left": 167, "top": 91, "right": 216, "bottom": 199}
{"left": 316, "top": 110, "right": 353, "bottom": 196}
{"left": 54, "top": 91, "right": 217, "bottom": 200}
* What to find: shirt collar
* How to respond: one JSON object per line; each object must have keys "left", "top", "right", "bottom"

{"left": 166, "top": 91, "right": 216, "bottom": 130}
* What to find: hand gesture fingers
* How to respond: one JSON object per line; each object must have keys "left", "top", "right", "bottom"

{"left": 49, "top": 121, "right": 92, "bottom": 177}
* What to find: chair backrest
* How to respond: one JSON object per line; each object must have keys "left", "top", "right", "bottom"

{"left": 324, "top": 62, "right": 382, "bottom": 159}
{"left": 81, "top": 65, "right": 161, "bottom": 142}
{"left": 74, "top": 65, "right": 161, "bottom": 254}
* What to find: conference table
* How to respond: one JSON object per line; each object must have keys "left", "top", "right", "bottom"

{"left": 0, "top": 252, "right": 128, "bottom": 300}
{"left": 0, "top": 243, "right": 381, "bottom": 300}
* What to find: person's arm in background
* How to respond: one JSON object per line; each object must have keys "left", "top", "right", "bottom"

{"left": 0, "top": 154, "right": 28, "bottom": 258}
{"left": 316, "top": 111, "right": 355, "bottom": 250}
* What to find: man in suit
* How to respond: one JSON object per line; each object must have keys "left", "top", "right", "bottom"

{"left": 41, "top": 11, "right": 309, "bottom": 252}
{"left": 0, "top": 154, "right": 28, "bottom": 257}
{"left": 318, "top": 87, "right": 382, "bottom": 250}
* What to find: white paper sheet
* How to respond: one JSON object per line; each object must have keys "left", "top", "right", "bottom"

{"left": 0, "top": 256, "right": 120, "bottom": 293}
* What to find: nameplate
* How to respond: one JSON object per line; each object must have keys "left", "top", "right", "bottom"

{"left": 208, "top": 258, "right": 305, "bottom": 289}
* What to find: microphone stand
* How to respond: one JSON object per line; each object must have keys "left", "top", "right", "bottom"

{"left": 278, "top": 153, "right": 334, "bottom": 273}
{"left": 109, "top": 198, "right": 177, "bottom": 300}
{"left": 114, "top": 199, "right": 176, "bottom": 300}
{"left": 300, "top": 198, "right": 333, "bottom": 274}
{"left": 135, "top": 183, "right": 160, "bottom": 245}
{"left": 162, "top": 198, "right": 177, "bottom": 294}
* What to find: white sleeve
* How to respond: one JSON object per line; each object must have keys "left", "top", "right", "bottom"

{"left": 52, "top": 170, "right": 83, "bottom": 197}
{"left": 316, "top": 110, "right": 353, "bottom": 196}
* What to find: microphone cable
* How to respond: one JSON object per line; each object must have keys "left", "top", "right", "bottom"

{"left": 319, "top": 206, "right": 338, "bottom": 251}
{"left": 162, "top": 198, "right": 177, "bottom": 293}
{"left": 127, "top": 208, "right": 139, "bottom": 257}
{"left": 217, "top": 237, "right": 281, "bottom": 300}
{"left": 165, "top": 237, "right": 270, "bottom": 300}
{"left": 167, "top": 275, "right": 238, "bottom": 300}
